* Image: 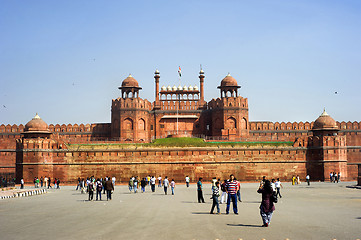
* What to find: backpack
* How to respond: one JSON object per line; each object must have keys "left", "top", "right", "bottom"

{"left": 97, "top": 183, "right": 102, "bottom": 191}
{"left": 271, "top": 191, "right": 278, "bottom": 203}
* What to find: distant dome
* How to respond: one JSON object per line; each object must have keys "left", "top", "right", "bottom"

{"left": 220, "top": 73, "right": 238, "bottom": 87}
{"left": 183, "top": 85, "right": 188, "bottom": 90}
{"left": 121, "top": 74, "right": 139, "bottom": 87}
{"left": 172, "top": 85, "right": 177, "bottom": 91}
{"left": 194, "top": 85, "right": 199, "bottom": 91}
{"left": 177, "top": 85, "right": 182, "bottom": 90}
{"left": 161, "top": 85, "right": 166, "bottom": 91}
{"left": 312, "top": 109, "right": 338, "bottom": 130}
{"left": 188, "top": 85, "right": 194, "bottom": 91}
{"left": 167, "top": 86, "right": 172, "bottom": 91}
{"left": 24, "top": 113, "right": 50, "bottom": 133}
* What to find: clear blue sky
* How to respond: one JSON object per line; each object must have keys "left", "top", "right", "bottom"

{"left": 1, "top": 0, "right": 360, "bottom": 125}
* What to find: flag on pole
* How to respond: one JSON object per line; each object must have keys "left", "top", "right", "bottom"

{"left": 178, "top": 66, "right": 181, "bottom": 77}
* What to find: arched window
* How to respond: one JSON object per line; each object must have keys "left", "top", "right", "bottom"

{"left": 123, "top": 118, "right": 133, "bottom": 130}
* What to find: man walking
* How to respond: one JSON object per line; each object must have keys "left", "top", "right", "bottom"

{"left": 226, "top": 174, "right": 238, "bottom": 215}
{"left": 105, "top": 177, "right": 114, "bottom": 200}
{"left": 185, "top": 176, "right": 190, "bottom": 188}
{"left": 197, "top": 178, "right": 205, "bottom": 203}
{"left": 163, "top": 176, "right": 169, "bottom": 195}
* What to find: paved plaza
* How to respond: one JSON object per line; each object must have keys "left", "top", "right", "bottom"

{"left": 0, "top": 181, "right": 360, "bottom": 240}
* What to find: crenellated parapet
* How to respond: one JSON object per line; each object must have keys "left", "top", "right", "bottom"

{"left": 112, "top": 97, "right": 152, "bottom": 111}
{"left": 249, "top": 121, "right": 361, "bottom": 131}
{"left": 208, "top": 97, "right": 248, "bottom": 109}
{"left": 0, "top": 124, "right": 25, "bottom": 134}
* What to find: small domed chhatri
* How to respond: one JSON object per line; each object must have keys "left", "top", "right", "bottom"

{"left": 24, "top": 113, "right": 51, "bottom": 133}
{"left": 220, "top": 73, "right": 238, "bottom": 87}
{"left": 312, "top": 109, "right": 338, "bottom": 130}
{"left": 121, "top": 74, "right": 139, "bottom": 88}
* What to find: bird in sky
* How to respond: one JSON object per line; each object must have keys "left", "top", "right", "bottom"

{"left": 3, "top": 105, "right": 6, "bottom": 108}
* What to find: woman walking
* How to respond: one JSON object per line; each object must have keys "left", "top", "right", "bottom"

{"left": 170, "top": 179, "right": 175, "bottom": 195}
{"left": 257, "top": 180, "right": 275, "bottom": 227}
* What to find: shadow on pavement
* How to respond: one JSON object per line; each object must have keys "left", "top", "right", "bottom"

{"left": 227, "top": 223, "right": 263, "bottom": 228}
{"left": 192, "top": 212, "right": 213, "bottom": 215}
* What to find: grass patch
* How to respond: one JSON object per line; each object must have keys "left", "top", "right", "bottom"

{"left": 66, "top": 137, "right": 293, "bottom": 149}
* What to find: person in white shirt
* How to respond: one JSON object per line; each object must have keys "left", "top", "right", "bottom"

{"left": 271, "top": 179, "right": 276, "bottom": 192}
{"left": 158, "top": 176, "right": 162, "bottom": 187}
{"left": 150, "top": 176, "right": 156, "bottom": 192}
{"left": 185, "top": 176, "right": 190, "bottom": 187}
{"left": 163, "top": 176, "right": 169, "bottom": 195}
{"left": 275, "top": 178, "right": 283, "bottom": 198}
{"left": 112, "top": 177, "right": 116, "bottom": 186}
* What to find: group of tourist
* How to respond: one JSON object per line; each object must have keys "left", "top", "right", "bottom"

{"left": 206, "top": 175, "right": 279, "bottom": 227}
{"left": 27, "top": 176, "right": 60, "bottom": 189}
{"left": 330, "top": 172, "right": 341, "bottom": 183}
{"left": 128, "top": 176, "right": 176, "bottom": 195}
{"left": 76, "top": 176, "right": 115, "bottom": 201}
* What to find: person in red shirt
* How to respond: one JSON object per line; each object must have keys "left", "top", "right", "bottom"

{"left": 226, "top": 174, "right": 238, "bottom": 214}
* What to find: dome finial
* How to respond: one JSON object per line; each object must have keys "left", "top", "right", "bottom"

{"left": 321, "top": 108, "right": 329, "bottom": 116}
{"left": 34, "top": 113, "right": 41, "bottom": 119}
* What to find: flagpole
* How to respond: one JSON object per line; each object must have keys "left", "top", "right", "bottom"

{"left": 177, "top": 66, "right": 181, "bottom": 135}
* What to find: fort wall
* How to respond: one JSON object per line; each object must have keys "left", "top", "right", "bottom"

{"left": 17, "top": 145, "right": 309, "bottom": 184}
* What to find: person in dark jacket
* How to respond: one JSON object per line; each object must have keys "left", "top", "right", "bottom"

{"left": 257, "top": 179, "right": 275, "bottom": 227}
{"left": 105, "top": 178, "right": 114, "bottom": 200}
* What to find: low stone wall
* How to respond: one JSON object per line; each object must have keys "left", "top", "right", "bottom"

{"left": 0, "top": 188, "right": 47, "bottom": 200}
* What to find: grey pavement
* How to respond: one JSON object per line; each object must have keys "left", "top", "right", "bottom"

{"left": 0, "top": 181, "right": 360, "bottom": 240}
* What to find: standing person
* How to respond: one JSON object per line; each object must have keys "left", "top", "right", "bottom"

{"left": 76, "top": 177, "right": 81, "bottom": 190}
{"left": 48, "top": 177, "right": 52, "bottom": 188}
{"left": 275, "top": 178, "right": 283, "bottom": 198}
{"left": 40, "top": 177, "right": 43, "bottom": 188}
{"left": 220, "top": 180, "right": 228, "bottom": 204}
{"left": 44, "top": 176, "right": 48, "bottom": 188}
{"left": 170, "top": 179, "right": 175, "bottom": 195}
{"left": 150, "top": 176, "right": 156, "bottom": 192}
{"left": 20, "top": 178, "right": 24, "bottom": 189}
{"left": 292, "top": 176, "right": 296, "bottom": 185}
{"left": 236, "top": 178, "right": 242, "bottom": 202}
{"left": 185, "top": 176, "right": 190, "bottom": 188}
{"left": 133, "top": 177, "right": 138, "bottom": 193}
{"left": 140, "top": 178, "right": 146, "bottom": 193}
{"left": 105, "top": 177, "right": 114, "bottom": 200}
{"left": 163, "top": 176, "right": 169, "bottom": 195}
{"left": 96, "top": 179, "right": 102, "bottom": 201}
{"left": 57, "top": 179, "right": 60, "bottom": 189}
{"left": 128, "top": 177, "right": 133, "bottom": 192}
{"left": 330, "top": 172, "right": 333, "bottom": 182}
{"left": 81, "top": 179, "right": 86, "bottom": 194}
{"left": 147, "top": 175, "right": 151, "bottom": 186}
{"left": 271, "top": 179, "right": 276, "bottom": 192}
{"left": 306, "top": 175, "right": 310, "bottom": 186}
{"left": 257, "top": 180, "right": 275, "bottom": 227}
{"left": 112, "top": 176, "right": 116, "bottom": 186}
{"left": 158, "top": 176, "right": 162, "bottom": 187}
{"left": 211, "top": 177, "right": 217, "bottom": 191}
{"left": 88, "top": 181, "right": 94, "bottom": 201}
{"left": 210, "top": 181, "right": 220, "bottom": 214}
{"left": 102, "top": 178, "right": 106, "bottom": 194}
{"left": 34, "top": 177, "right": 37, "bottom": 188}
{"left": 197, "top": 178, "right": 205, "bottom": 203}
{"left": 226, "top": 174, "right": 238, "bottom": 215}
{"left": 337, "top": 172, "right": 341, "bottom": 182}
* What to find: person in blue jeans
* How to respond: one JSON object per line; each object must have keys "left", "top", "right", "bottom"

{"left": 226, "top": 174, "right": 238, "bottom": 214}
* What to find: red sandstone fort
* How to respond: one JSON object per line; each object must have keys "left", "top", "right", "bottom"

{"left": 1, "top": 70, "right": 360, "bottom": 183}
